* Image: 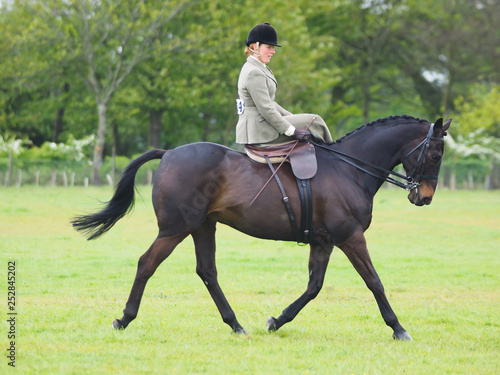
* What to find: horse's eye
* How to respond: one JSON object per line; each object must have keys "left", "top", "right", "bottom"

{"left": 431, "top": 154, "right": 441, "bottom": 162}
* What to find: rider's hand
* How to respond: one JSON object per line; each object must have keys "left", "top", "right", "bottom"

{"left": 293, "top": 128, "right": 311, "bottom": 142}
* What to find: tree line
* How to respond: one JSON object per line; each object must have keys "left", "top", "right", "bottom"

{"left": 1, "top": 0, "right": 499, "bottom": 186}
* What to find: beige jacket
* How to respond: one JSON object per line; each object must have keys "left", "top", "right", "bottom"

{"left": 235, "top": 57, "right": 332, "bottom": 145}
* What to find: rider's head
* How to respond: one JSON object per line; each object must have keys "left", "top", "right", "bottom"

{"left": 244, "top": 23, "right": 281, "bottom": 64}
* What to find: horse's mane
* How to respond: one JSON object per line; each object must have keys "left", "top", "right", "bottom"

{"left": 323, "top": 115, "right": 429, "bottom": 145}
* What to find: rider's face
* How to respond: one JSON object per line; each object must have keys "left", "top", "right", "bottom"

{"left": 257, "top": 44, "right": 276, "bottom": 64}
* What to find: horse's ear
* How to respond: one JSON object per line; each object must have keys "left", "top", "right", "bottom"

{"left": 443, "top": 118, "right": 452, "bottom": 131}
{"left": 433, "top": 118, "right": 451, "bottom": 137}
{"left": 433, "top": 118, "right": 446, "bottom": 136}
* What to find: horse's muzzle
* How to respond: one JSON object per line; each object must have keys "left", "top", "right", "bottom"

{"left": 407, "top": 182, "right": 435, "bottom": 206}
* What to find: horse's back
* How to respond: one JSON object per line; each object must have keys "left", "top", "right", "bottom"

{"left": 152, "top": 142, "right": 245, "bottom": 236}
{"left": 163, "top": 142, "right": 235, "bottom": 163}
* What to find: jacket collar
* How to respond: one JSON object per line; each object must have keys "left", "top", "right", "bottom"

{"left": 246, "top": 56, "right": 277, "bottom": 85}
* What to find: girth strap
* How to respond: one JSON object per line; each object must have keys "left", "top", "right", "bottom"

{"left": 264, "top": 156, "right": 300, "bottom": 242}
{"left": 297, "top": 179, "right": 313, "bottom": 244}
{"left": 264, "top": 156, "right": 313, "bottom": 244}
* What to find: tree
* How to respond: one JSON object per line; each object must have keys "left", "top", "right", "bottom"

{"left": 304, "top": 0, "right": 416, "bottom": 134}
{"left": 0, "top": 0, "right": 91, "bottom": 145}
{"left": 395, "top": 0, "right": 500, "bottom": 117}
{"left": 55, "top": 0, "right": 193, "bottom": 184}
{"left": 452, "top": 85, "right": 500, "bottom": 188}
{"left": 131, "top": 0, "right": 262, "bottom": 149}
{"left": 304, "top": 0, "right": 500, "bottom": 133}
{"left": 130, "top": 1, "right": 232, "bottom": 149}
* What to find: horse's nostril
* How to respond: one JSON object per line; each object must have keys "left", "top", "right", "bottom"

{"left": 423, "top": 197, "right": 432, "bottom": 204}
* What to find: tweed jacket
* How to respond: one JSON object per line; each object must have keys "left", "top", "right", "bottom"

{"left": 235, "top": 57, "right": 293, "bottom": 144}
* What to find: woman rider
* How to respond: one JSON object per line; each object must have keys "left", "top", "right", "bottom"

{"left": 235, "top": 22, "right": 333, "bottom": 146}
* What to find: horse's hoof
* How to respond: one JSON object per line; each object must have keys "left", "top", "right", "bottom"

{"left": 235, "top": 327, "right": 248, "bottom": 335}
{"left": 393, "top": 330, "right": 412, "bottom": 341}
{"left": 112, "top": 319, "right": 125, "bottom": 330}
{"left": 266, "top": 316, "right": 277, "bottom": 332}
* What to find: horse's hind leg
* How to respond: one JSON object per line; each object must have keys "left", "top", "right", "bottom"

{"left": 339, "top": 231, "right": 412, "bottom": 341}
{"left": 113, "top": 233, "right": 187, "bottom": 330}
{"left": 267, "top": 242, "right": 333, "bottom": 332}
{"left": 192, "top": 219, "right": 247, "bottom": 334}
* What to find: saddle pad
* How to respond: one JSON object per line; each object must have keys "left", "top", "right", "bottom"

{"left": 245, "top": 142, "right": 296, "bottom": 164}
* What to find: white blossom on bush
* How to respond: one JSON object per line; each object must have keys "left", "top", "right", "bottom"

{"left": 446, "top": 129, "right": 500, "bottom": 160}
{"left": 40, "top": 135, "right": 95, "bottom": 162}
{"left": 0, "top": 136, "right": 31, "bottom": 154}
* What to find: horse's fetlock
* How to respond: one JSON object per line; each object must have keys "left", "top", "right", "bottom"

{"left": 123, "top": 309, "right": 138, "bottom": 321}
{"left": 222, "top": 313, "right": 237, "bottom": 326}
{"left": 308, "top": 289, "right": 321, "bottom": 300}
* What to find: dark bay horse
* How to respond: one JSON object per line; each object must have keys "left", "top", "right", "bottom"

{"left": 72, "top": 115, "right": 451, "bottom": 340}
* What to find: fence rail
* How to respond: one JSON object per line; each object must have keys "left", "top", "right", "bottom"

{"left": 0, "top": 156, "right": 159, "bottom": 187}
{"left": 0, "top": 168, "right": 155, "bottom": 187}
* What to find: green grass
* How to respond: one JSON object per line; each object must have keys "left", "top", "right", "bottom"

{"left": 1, "top": 186, "right": 499, "bottom": 374}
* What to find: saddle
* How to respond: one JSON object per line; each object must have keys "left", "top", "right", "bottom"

{"left": 245, "top": 141, "right": 317, "bottom": 244}
{"left": 245, "top": 141, "right": 317, "bottom": 180}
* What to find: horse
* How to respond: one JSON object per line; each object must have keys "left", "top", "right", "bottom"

{"left": 72, "top": 115, "right": 451, "bottom": 340}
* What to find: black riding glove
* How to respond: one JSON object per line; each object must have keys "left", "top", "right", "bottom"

{"left": 293, "top": 128, "right": 311, "bottom": 142}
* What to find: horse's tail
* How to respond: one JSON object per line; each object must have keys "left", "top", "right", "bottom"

{"left": 72, "top": 149, "right": 168, "bottom": 240}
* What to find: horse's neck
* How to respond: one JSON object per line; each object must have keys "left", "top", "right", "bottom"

{"left": 338, "top": 124, "right": 413, "bottom": 170}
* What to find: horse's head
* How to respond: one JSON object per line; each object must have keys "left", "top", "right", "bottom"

{"left": 401, "top": 118, "right": 452, "bottom": 206}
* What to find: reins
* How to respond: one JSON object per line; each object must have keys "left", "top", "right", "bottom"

{"left": 311, "top": 142, "right": 415, "bottom": 190}
{"left": 311, "top": 122, "right": 444, "bottom": 192}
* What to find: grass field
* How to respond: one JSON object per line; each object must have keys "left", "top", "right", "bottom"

{"left": 1, "top": 185, "right": 499, "bottom": 374}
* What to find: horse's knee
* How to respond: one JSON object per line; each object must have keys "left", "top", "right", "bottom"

{"left": 365, "top": 276, "right": 384, "bottom": 294}
{"left": 136, "top": 256, "right": 156, "bottom": 280}
{"left": 196, "top": 267, "right": 217, "bottom": 285}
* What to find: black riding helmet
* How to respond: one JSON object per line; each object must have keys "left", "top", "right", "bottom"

{"left": 245, "top": 22, "right": 281, "bottom": 47}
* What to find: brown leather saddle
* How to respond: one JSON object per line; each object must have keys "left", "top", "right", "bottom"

{"left": 245, "top": 141, "right": 317, "bottom": 180}
{"left": 245, "top": 141, "right": 316, "bottom": 244}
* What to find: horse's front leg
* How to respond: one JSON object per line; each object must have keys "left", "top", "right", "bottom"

{"left": 338, "top": 231, "right": 412, "bottom": 341}
{"left": 267, "top": 242, "right": 333, "bottom": 332}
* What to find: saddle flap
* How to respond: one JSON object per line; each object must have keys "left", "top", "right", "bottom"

{"left": 289, "top": 143, "right": 317, "bottom": 180}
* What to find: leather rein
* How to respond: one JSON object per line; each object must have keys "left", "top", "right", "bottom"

{"left": 311, "top": 123, "right": 445, "bottom": 192}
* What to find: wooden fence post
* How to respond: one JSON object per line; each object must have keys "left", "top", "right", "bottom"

{"left": 51, "top": 170, "right": 56, "bottom": 186}
{"left": 62, "top": 171, "right": 68, "bottom": 187}
{"left": 6, "top": 150, "right": 13, "bottom": 186}
{"left": 16, "top": 169, "right": 22, "bottom": 187}
{"left": 106, "top": 174, "right": 113, "bottom": 186}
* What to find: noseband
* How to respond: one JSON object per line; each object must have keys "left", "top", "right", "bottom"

{"left": 312, "top": 122, "right": 445, "bottom": 192}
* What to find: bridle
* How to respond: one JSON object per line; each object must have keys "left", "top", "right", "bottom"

{"left": 402, "top": 122, "right": 444, "bottom": 183}
{"left": 311, "top": 122, "right": 445, "bottom": 192}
